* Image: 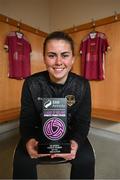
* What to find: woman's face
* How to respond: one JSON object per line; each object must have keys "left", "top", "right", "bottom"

{"left": 44, "top": 39, "right": 75, "bottom": 84}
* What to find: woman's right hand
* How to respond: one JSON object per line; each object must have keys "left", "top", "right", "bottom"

{"left": 26, "top": 138, "right": 50, "bottom": 159}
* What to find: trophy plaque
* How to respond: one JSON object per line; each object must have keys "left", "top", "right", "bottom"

{"left": 38, "top": 98, "right": 70, "bottom": 154}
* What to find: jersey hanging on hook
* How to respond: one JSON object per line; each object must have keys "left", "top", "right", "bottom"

{"left": 4, "top": 31, "right": 32, "bottom": 80}
{"left": 80, "top": 31, "right": 110, "bottom": 80}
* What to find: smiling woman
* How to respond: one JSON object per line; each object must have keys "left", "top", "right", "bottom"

{"left": 13, "top": 31, "right": 95, "bottom": 179}
{"left": 43, "top": 31, "right": 75, "bottom": 84}
{"left": 44, "top": 39, "right": 74, "bottom": 84}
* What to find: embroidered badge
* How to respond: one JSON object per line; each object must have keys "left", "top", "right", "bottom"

{"left": 65, "top": 95, "right": 75, "bottom": 107}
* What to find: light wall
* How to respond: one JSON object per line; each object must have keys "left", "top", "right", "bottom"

{"left": 49, "top": 0, "right": 120, "bottom": 31}
{"left": 0, "top": 0, "right": 120, "bottom": 32}
{"left": 0, "top": 0, "right": 50, "bottom": 32}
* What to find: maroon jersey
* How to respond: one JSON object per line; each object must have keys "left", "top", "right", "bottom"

{"left": 80, "top": 32, "right": 109, "bottom": 80}
{"left": 4, "top": 31, "right": 32, "bottom": 79}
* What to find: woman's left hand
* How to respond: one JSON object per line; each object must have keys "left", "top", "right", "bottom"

{"left": 50, "top": 140, "right": 78, "bottom": 160}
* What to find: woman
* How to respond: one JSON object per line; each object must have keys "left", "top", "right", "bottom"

{"left": 13, "top": 31, "right": 95, "bottom": 179}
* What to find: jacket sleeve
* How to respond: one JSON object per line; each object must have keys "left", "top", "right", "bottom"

{"left": 70, "top": 80, "right": 91, "bottom": 145}
{"left": 19, "top": 78, "right": 39, "bottom": 144}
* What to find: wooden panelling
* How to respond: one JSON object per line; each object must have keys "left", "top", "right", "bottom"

{"left": 0, "top": 14, "right": 47, "bottom": 37}
{"left": 0, "top": 108, "right": 20, "bottom": 123}
{"left": 64, "top": 13, "right": 120, "bottom": 34}
{"left": 0, "top": 18, "right": 47, "bottom": 122}
{"left": 70, "top": 20, "right": 120, "bottom": 122}
{"left": 0, "top": 13, "right": 120, "bottom": 122}
{"left": 92, "top": 108, "right": 120, "bottom": 122}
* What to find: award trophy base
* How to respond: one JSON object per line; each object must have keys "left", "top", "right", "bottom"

{"left": 38, "top": 142, "right": 71, "bottom": 154}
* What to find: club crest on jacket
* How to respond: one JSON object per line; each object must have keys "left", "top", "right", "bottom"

{"left": 65, "top": 95, "right": 75, "bottom": 107}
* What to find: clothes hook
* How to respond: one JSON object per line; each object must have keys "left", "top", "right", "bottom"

{"left": 17, "top": 19, "right": 22, "bottom": 31}
{"left": 73, "top": 24, "right": 77, "bottom": 32}
{"left": 91, "top": 18, "right": 96, "bottom": 32}
{"left": 114, "top": 11, "right": 118, "bottom": 21}
{"left": 91, "top": 18, "right": 96, "bottom": 28}
{"left": 6, "top": 17, "right": 9, "bottom": 22}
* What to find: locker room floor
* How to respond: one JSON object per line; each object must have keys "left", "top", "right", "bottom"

{"left": 0, "top": 122, "right": 120, "bottom": 179}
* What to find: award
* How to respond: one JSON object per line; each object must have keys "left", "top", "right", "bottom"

{"left": 38, "top": 98, "right": 70, "bottom": 154}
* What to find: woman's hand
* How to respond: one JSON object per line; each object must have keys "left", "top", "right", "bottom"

{"left": 50, "top": 140, "right": 78, "bottom": 160}
{"left": 26, "top": 138, "right": 50, "bottom": 159}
